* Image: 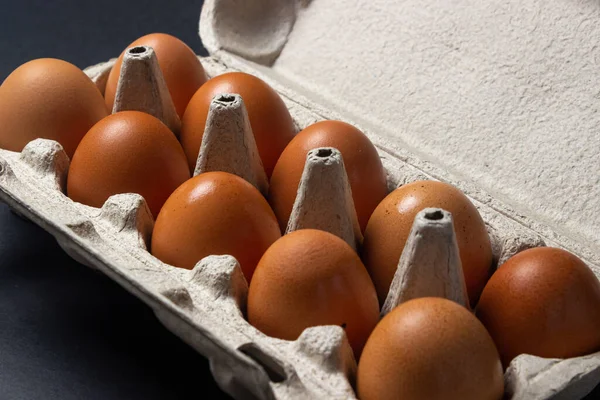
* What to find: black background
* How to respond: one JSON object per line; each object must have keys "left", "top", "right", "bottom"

{"left": 0, "top": 1, "right": 230, "bottom": 399}
{"left": 2, "top": 1, "right": 600, "bottom": 399}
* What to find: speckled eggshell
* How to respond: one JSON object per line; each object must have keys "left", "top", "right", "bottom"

{"left": 179, "top": 72, "right": 295, "bottom": 176}
{"left": 67, "top": 111, "right": 190, "bottom": 217}
{"left": 476, "top": 247, "right": 600, "bottom": 368}
{"left": 104, "top": 33, "right": 208, "bottom": 118}
{"left": 357, "top": 297, "right": 504, "bottom": 400}
{"left": 0, "top": 58, "right": 108, "bottom": 158}
{"left": 268, "top": 120, "right": 387, "bottom": 233}
{"left": 151, "top": 171, "right": 281, "bottom": 282}
{"left": 247, "top": 229, "right": 380, "bottom": 357}
{"left": 362, "top": 180, "right": 493, "bottom": 306}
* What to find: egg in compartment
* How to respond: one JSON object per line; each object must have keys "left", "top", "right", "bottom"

{"left": 0, "top": 58, "right": 108, "bottom": 158}
{"left": 151, "top": 172, "right": 281, "bottom": 283}
{"left": 476, "top": 247, "right": 600, "bottom": 368}
{"left": 67, "top": 111, "right": 190, "bottom": 217}
{"left": 357, "top": 297, "right": 504, "bottom": 400}
{"left": 247, "top": 229, "right": 380, "bottom": 358}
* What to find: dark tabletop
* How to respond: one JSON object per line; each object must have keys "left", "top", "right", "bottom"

{"left": 0, "top": 1, "right": 230, "bottom": 399}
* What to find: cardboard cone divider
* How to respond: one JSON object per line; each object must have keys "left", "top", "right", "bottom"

{"left": 285, "top": 147, "right": 362, "bottom": 251}
{"left": 381, "top": 207, "right": 470, "bottom": 317}
{"left": 193, "top": 93, "right": 269, "bottom": 196}
{"left": 112, "top": 45, "right": 181, "bottom": 135}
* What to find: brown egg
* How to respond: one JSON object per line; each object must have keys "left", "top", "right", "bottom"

{"left": 362, "top": 180, "right": 492, "bottom": 306}
{"left": 0, "top": 58, "right": 108, "bottom": 158}
{"left": 247, "top": 229, "right": 379, "bottom": 357}
{"left": 151, "top": 171, "right": 281, "bottom": 282}
{"left": 357, "top": 297, "right": 504, "bottom": 400}
{"left": 268, "top": 120, "right": 387, "bottom": 232}
{"left": 476, "top": 247, "right": 600, "bottom": 368}
{"left": 180, "top": 72, "right": 295, "bottom": 176}
{"left": 67, "top": 111, "right": 189, "bottom": 217}
{"left": 104, "top": 33, "right": 208, "bottom": 118}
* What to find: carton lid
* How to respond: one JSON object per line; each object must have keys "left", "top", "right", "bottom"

{"left": 200, "top": 0, "right": 600, "bottom": 255}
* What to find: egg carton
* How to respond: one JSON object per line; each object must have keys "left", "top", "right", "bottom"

{"left": 2, "top": 0, "right": 600, "bottom": 399}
